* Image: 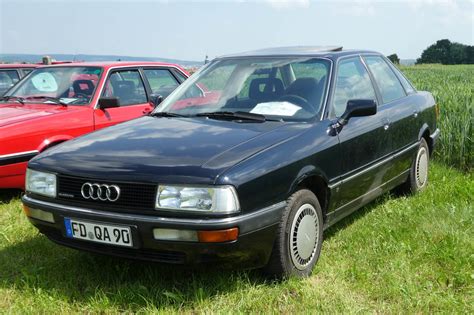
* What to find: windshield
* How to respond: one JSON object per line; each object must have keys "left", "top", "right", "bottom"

{"left": 4, "top": 66, "right": 103, "bottom": 105}
{"left": 157, "top": 57, "right": 331, "bottom": 121}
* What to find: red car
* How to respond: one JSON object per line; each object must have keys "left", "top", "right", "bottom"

{"left": 0, "top": 61, "right": 189, "bottom": 188}
{"left": 0, "top": 64, "right": 39, "bottom": 95}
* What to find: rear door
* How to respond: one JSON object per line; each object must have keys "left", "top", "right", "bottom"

{"left": 363, "top": 55, "right": 418, "bottom": 177}
{"left": 329, "top": 56, "right": 391, "bottom": 210}
{"left": 93, "top": 68, "right": 154, "bottom": 130}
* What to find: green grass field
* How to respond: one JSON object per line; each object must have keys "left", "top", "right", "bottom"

{"left": 1, "top": 64, "right": 473, "bottom": 313}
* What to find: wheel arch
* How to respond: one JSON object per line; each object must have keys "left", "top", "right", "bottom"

{"left": 289, "top": 165, "right": 330, "bottom": 220}
{"left": 37, "top": 135, "right": 74, "bottom": 152}
{"left": 418, "top": 123, "right": 433, "bottom": 156}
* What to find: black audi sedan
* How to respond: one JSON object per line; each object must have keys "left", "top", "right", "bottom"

{"left": 23, "top": 46, "right": 440, "bottom": 278}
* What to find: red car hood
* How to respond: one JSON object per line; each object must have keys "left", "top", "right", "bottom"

{"left": 0, "top": 103, "right": 77, "bottom": 127}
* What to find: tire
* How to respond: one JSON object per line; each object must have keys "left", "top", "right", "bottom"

{"left": 398, "top": 138, "right": 430, "bottom": 194}
{"left": 263, "top": 189, "right": 323, "bottom": 279}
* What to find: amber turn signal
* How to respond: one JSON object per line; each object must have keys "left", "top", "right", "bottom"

{"left": 23, "top": 204, "right": 30, "bottom": 216}
{"left": 198, "top": 227, "right": 239, "bottom": 243}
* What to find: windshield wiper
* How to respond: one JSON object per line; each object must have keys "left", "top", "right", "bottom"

{"left": 0, "top": 96, "right": 25, "bottom": 104}
{"left": 24, "top": 96, "right": 67, "bottom": 106}
{"left": 149, "top": 111, "right": 188, "bottom": 118}
{"left": 195, "top": 111, "right": 280, "bottom": 122}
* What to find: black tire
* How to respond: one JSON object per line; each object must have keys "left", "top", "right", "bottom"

{"left": 263, "top": 189, "right": 323, "bottom": 279}
{"left": 398, "top": 138, "right": 430, "bottom": 195}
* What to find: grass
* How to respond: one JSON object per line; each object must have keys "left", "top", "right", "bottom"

{"left": 401, "top": 64, "right": 473, "bottom": 171}
{"left": 1, "top": 163, "right": 473, "bottom": 313}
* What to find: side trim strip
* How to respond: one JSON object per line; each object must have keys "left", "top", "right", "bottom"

{"left": 328, "top": 141, "right": 419, "bottom": 189}
{"left": 0, "top": 150, "right": 39, "bottom": 166}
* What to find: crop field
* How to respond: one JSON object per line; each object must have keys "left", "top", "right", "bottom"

{"left": 401, "top": 64, "right": 473, "bottom": 171}
{"left": 0, "top": 64, "right": 473, "bottom": 313}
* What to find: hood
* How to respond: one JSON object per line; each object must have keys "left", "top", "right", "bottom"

{"left": 0, "top": 103, "right": 77, "bottom": 127}
{"left": 30, "top": 116, "right": 309, "bottom": 184}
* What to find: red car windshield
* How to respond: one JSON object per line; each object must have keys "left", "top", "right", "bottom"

{"left": 4, "top": 66, "right": 103, "bottom": 105}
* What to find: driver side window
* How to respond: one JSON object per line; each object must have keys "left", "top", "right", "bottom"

{"left": 331, "top": 57, "right": 377, "bottom": 118}
{"left": 102, "top": 70, "right": 147, "bottom": 106}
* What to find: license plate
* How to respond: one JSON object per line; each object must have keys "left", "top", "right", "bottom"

{"left": 64, "top": 218, "right": 133, "bottom": 247}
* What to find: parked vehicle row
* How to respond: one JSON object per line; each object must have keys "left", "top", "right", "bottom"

{"left": 3, "top": 47, "right": 440, "bottom": 278}
{"left": 0, "top": 61, "right": 189, "bottom": 188}
{"left": 0, "top": 64, "right": 38, "bottom": 95}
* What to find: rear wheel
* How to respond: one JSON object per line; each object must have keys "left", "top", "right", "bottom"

{"left": 399, "top": 138, "right": 430, "bottom": 194}
{"left": 263, "top": 189, "right": 323, "bottom": 278}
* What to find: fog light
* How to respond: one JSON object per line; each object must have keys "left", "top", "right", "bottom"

{"left": 198, "top": 228, "right": 239, "bottom": 243}
{"left": 23, "top": 205, "right": 55, "bottom": 223}
{"left": 153, "top": 228, "right": 198, "bottom": 241}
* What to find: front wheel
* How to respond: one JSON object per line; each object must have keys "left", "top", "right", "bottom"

{"left": 263, "top": 189, "right": 323, "bottom": 278}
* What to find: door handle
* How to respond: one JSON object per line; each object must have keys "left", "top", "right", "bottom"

{"left": 382, "top": 118, "right": 391, "bottom": 131}
{"left": 143, "top": 108, "right": 152, "bottom": 114}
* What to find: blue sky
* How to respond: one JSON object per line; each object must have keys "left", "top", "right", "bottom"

{"left": 0, "top": 0, "right": 472, "bottom": 61}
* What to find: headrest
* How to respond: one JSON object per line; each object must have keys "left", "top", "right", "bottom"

{"left": 249, "top": 78, "right": 284, "bottom": 101}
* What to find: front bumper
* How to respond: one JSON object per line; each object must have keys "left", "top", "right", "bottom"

{"left": 22, "top": 194, "right": 285, "bottom": 269}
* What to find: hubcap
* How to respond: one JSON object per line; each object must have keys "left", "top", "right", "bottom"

{"left": 289, "top": 203, "right": 319, "bottom": 270}
{"left": 415, "top": 146, "right": 428, "bottom": 188}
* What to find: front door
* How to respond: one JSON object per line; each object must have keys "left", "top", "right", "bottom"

{"left": 93, "top": 69, "right": 154, "bottom": 130}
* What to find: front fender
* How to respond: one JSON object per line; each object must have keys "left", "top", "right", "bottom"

{"left": 289, "top": 165, "right": 329, "bottom": 195}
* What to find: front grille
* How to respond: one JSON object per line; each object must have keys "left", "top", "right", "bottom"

{"left": 57, "top": 175, "right": 157, "bottom": 213}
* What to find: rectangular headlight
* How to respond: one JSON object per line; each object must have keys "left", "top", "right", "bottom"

{"left": 155, "top": 185, "right": 239, "bottom": 213}
{"left": 25, "top": 169, "right": 57, "bottom": 198}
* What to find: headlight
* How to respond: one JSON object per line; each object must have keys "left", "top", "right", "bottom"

{"left": 156, "top": 185, "right": 239, "bottom": 213}
{"left": 25, "top": 169, "right": 57, "bottom": 198}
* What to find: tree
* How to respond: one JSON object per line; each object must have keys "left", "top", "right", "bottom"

{"left": 387, "top": 54, "right": 400, "bottom": 64}
{"left": 416, "top": 39, "right": 473, "bottom": 64}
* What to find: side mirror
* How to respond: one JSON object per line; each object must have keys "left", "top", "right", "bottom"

{"left": 339, "top": 99, "right": 377, "bottom": 125}
{"left": 150, "top": 94, "right": 163, "bottom": 108}
{"left": 98, "top": 97, "right": 120, "bottom": 109}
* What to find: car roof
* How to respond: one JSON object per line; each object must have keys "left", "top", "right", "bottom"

{"left": 218, "top": 46, "right": 380, "bottom": 59}
{"left": 0, "top": 63, "right": 39, "bottom": 69}
{"left": 36, "top": 61, "right": 183, "bottom": 70}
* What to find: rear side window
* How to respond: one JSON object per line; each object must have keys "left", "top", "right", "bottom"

{"left": 102, "top": 70, "right": 147, "bottom": 106}
{"left": 388, "top": 63, "right": 415, "bottom": 94}
{"left": 0, "top": 70, "right": 20, "bottom": 94}
{"left": 364, "top": 56, "right": 406, "bottom": 103}
{"left": 331, "top": 57, "right": 377, "bottom": 117}
{"left": 143, "top": 69, "right": 179, "bottom": 98}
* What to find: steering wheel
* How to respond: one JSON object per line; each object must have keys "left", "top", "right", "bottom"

{"left": 278, "top": 94, "right": 314, "bottom": 114}
{"left": 74, "top": 93, "right": 90, "bottom": 99}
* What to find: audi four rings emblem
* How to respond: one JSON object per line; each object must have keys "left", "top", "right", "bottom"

{"left": 81, "top": 182, "right": 121, "bottom": 202}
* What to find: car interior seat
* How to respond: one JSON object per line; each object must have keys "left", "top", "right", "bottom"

{"left": 72, "top": 79, "right": 95, "bottom": 97}
{"left": 111, "top": 80, "right": 136, "bottom": 105}
{"left": 249, "top": 78, "right": 284, "bottom": 102}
